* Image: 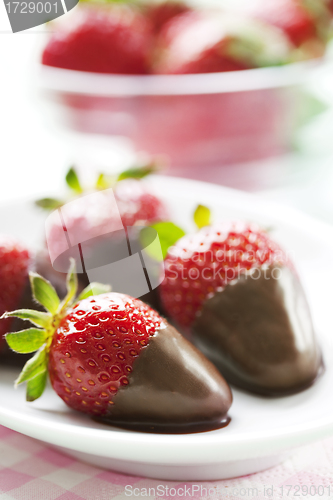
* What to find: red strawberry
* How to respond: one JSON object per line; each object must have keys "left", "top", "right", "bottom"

{"left": 0, "top": 236, "right": 30, "bottom": 349}
{"left": 329, "top": 0, "right": 333, "bottom": 14}
{"left": 160, "top": 222, "right": 286, "bottom": 327}
{"left": 159, "top": 220, "right": 322, "bottom": 395}
{"left": 38, "top": 166, "right": 168, "bottom": 261}
{"left": 154, "top": 11, "right": 291, "bottom": 74}
{"left": 42, "top": 5, "right": 153, "bottom": 74}
{"left": 246, "top": 0, "right": 322, "bottom": 48}
{"left": 115, "top": 178, "right": 168, "bottom": 227}
{"left": 3, "top": 262, "right": 232, "bottom": 433}
{"left": 145, "top": 1, "right": 190, "bottom": 34}
{"left": 35, "top": 166, "right": 168, "bottom": 306}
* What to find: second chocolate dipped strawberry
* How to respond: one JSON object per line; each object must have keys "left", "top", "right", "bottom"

{"left": 159, "top": 220, "right": 323, "bottom": 396}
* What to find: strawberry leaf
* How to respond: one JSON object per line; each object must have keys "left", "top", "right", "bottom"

{"left": 117, "top": 161, "right": 158, "bottom": 182}
{"left": 95, "top": 173, "right": 114, "bottom": 190}
{"left": 78, "top": 283, "right": 111, "bottom": 301}
{"left": 65, "top": 167, "right": 83, "bottom": 194}
{"left": 15, "top": 347, "right": 47, "bottom": 387}
{"left": 194, "top": 205, "right": 211, "bottom": 229}
{"left": 144, "top": 222, "right": 185, "bottom": 260}
{"left": 35, "top": 198, "right": 64, "bottom": 210}
{"left": 30, "top": 273, "right": 60, "bottom": 314}
{"left": 26, "top": 371, "right": 47, "bottom": 402}
{"left": 6, "top": 328, "right": 47, "bottom": 354}
{"left": 61, "top": 258, "right": 78, "bottom": 308}
{"left": 1, "top": 309, "right": 52, "bottom": 328}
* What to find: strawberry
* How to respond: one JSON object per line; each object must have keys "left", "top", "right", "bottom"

{"left": 2, "top": 261, "right": 232, "bottom": 433}
{"left": 37, "top": 165, "right": 168, "bottom": 253}
{"left": 154, "top": 10, "right": 291, "bottom": 74}
{"left": 0, "top": 236, "right": 30, "bottom": 350}
{"left": 145, "top": 1, "right": 190, "bottom": 34}
{"left": 158, "top": 212, "right": 322, "bottom": 396}
{"left": 160, "top": 221, "right": 288, "bottom": 327}
{"left": 42, "top": 5, "right": 153, "bottom": 74}
{"left": 35, "top": 165, "right": 168, "bottom": 306}
{"left": 113, "top": 178, "right": 168, "bottom": 228}
{"left": 246, "top": 0, "right": 329, "bottom": 49}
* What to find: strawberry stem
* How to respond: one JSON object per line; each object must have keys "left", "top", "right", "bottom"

{"left": 1, "top": 259, "right": 111, "bottom": 402}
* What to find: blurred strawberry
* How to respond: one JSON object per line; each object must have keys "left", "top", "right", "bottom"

{"left": 154, "top": 10, "right": 292, "bottom": 74}
{"left": 145, "top": 0, "right": 190, "bottom": 34}
{"left": 0, "top": 237, "right": 30, "bottom": 350}
{"left": 247, "top": 0, "right": 324, "bottom": 47}
{"left": 37, "top": 165, "right": 168, "bottom": 256}
{"left": 42, "top": 5, "right": 153, "bottom": 74}
{"left": 35, "top": 164, "right": 168, "bottom": 306}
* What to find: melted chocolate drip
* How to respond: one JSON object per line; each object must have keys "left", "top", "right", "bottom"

{"left": 97, "top": 324, "right": 233, "bottom": 433}
{"left": 192, "top": 265, "right": 323, "bottom": 396}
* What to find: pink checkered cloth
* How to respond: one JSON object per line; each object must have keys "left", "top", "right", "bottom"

{"left": 1, "top": 425, "right": 333, "bottom": 500}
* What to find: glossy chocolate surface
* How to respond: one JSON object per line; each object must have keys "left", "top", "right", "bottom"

{"left": 192, "top": 265, "right": 323, "bottom": 396}
{"left": 98, "top": 324, "right": 232, "bottom": 433}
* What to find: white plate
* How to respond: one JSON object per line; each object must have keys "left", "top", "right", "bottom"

{"left": 1, "top": 176, "right": 333, "bottom": 481}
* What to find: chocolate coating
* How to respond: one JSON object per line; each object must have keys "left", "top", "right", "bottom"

{"left": 98, "top": 324, "right": 232, "bottom": 433}
{"left": 192, "top": 265, "right": 323, "bottom": 396}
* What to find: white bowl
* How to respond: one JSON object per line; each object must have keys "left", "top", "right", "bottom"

{"left": 37, "top": 60, "right": 321, "bottom": 174}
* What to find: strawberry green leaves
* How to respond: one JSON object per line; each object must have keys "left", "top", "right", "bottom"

{"left": 36, "top": 158, "right": 161, "bottom": 213}
{"left": 1, "top": 309, "right": 51, "bottom": 328}
{"left": 142, "top": 222, "right": 185, "bottom": 260}
{"left": 3, "top": 260, "right": 112, "bottom": 403}
{"left": 6, "top": 328, "right": 47, "bottom": 354}
{"left": 95, "top": 173, "right": 114, "bottom": 191}
{"left": 26, "top": 371, "right": 48, "bottom": 402}
{"left": 35, "top": 198, "right": 64, "bottom": 211}
{"left": 78, "top": 283, "right": 111, "bottom": 301}
{"left": 117, "top": 161, "right": 158, "bottom": 182}
{"left": 140, "top": 205, "right": 213, "bottom": 262}
{"left": 65, "top": 167, "right": 83, "bottom": 194}
{"left": 60, "top": 259, "right": 78, "bottom": 310}
{"left": 15, "top": 347, "right": 48, "bottom": 396}
{"left": 194, "top": 205, "right": 211, "bottom": 229}
{"left": 30, "top": 273, "right": 60, "bottom": 315}
{"left": 97, "top": 160, "right": 159, "bottom": 188}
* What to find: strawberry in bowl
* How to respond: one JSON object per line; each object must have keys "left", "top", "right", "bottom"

{"left": 245, "top": 0, "right": 331, "bottom": 57}
{"left": 42, "top": 4, "right": 153, "bottom": 74}
{"left": 2, "top": 261, "right": 232, "bottom": 433}
{"left": 39, "top": 0, "right": 333, "bottom": 175}
{"left": 153, "top": 10, "right": 292, "bottom": 74}
{"left": 158, "top": 211, "right": 323, "bottom": 396}
{"left": 144, "top": 0, "right": 190, "bottom": 34}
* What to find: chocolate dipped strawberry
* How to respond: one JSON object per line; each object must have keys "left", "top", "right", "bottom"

{"left": 159, "top": 215, "right": 323, "bottom": 396}
{"left": 2, "top": 262, "right": 232, "bottom": 433}
{"left": 35, "top": 164, "right": 168, "bottom": 309}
